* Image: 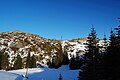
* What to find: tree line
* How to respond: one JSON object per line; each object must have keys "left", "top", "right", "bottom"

{"left": 0, "top": 42, "right": 69, "bottom": 70}
{"left": 78, "top": 20, "right": 120, "bottom": 80}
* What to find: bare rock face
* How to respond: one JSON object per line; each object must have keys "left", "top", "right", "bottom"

{"left": 10, "top": 41, "right": 27, "bottom": 49}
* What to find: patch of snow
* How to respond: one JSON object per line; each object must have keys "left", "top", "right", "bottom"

{"left": 7, "top": 66, "right": 79, "bottom": 80}
{"left": 0, "top": 70, "right": 19, "bottom": 80}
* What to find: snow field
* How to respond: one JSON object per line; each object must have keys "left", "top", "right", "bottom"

{"left": 7, "top": 65, "right": 79, "bottom": 80}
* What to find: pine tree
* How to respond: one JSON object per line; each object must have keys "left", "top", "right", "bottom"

{"left": 0, "top": 51, "right": 3, "bottom": 70}
{"left": 102, "top": 29, "right": 117, "bottom": 80}
{"left": 55, "top": 53, "right": 63, "bottom": 68}
{"left": 47, "top": 59, "right": 52, "bottom": 68}
{"left": 102, "top": 19, "right": 120, "bottom": 80}
{"left": 3, "top": 53, "right": 9, "bottom": 70}
{"left": 0, "top": 49, "right": 9, "bottom": 70}
{"left": 114, "top": 23, "right": 120, "bottom": 79}
{"left": 48, "top": 55, "right": 56, "bottom": 68}
{"left": 75, "top": 52, "right": 81, "bottom": 69}
{"left": 102, "top": 33, "right": 108, "bottom": 53}
{"left": 69, "top": 52, "right": 82, "bottom": 70}
{"left": 26, "top": 52, "right": 37, "bottom": 68}
{"left": 115, "top": 24, "right": 120, "bottom": 46}
{"left": 69, "top": 55, "right": 76, "bottom": 70}
{"left": 62, "top": 49, "right": 69, "bottom": 65}
{"left": 79, "top": 26, "right": 100, "bottom": 80}
{"left": 103, "top": 33, "right": 107, "bottom": 45}
{"left": 59, "top": 73, "right": 62, "bottom": 80}
{"left": 29, "top": 54, "right": 36, "bottom": 68}
{"left": 104, "top": 23, "right": 120, "bottom": 80}
{"left": 26, "top": 52, "right": 30, "bottom": 68}
{"left": 50, "top": 43, "right": 64, "bottom": 68}
{"left": 57, "top": 43, "right": 64, "bottom": 67}
{"left": 14, "top": 54, "right": 23, "bottom": 69}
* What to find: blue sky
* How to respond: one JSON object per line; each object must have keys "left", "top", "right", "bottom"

{"left": 0, "top": 0, "right": 120, "bottom": 40}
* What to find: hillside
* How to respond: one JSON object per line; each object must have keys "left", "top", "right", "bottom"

{"left": 0, "top": 30, "right": 108, "bottom": 69}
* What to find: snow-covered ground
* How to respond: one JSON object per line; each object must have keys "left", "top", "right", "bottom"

{"left": 0, "top": 70, "right": 21, "bottom": 80}
{"left": 0, "top": 65, "right": 79, "bottom": 80}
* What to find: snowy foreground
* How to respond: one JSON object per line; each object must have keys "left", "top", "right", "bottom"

{"left": 0, "top": 65, "right": 79, "bottom": 80}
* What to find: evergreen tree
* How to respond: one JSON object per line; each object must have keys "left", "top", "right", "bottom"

{"left": 0, "top": 49, "right": 9, "bottom": 70}
{"left": 59, "top": 73, "right": 62, "bottom": 80}
{"left": 103, "top": 33, "right": 107, "bottom": 45}
{"left": 29, "top": 54, "right": 36, "bottom": 68}
{"left": 103, "top": 22, "right": 120, "bottom": 80}
{"left": 49, "top": 43, "right": 65, "bottom": 68}
{"left": 75, "top": 52, "right": 81, "bottom": 69}
{"left": 62, "top": 49, "right": 69, "bottom": 65}
{"left": 98, "top": 19, "right": 120, "bottom": 80}
{"left": 79, "top": 26, "right": 100, "bottom": 80}
{"left": 102, "top": 29, "right": 116, "bottom": 80}
{"left": 26, "top": 52, "right": 37, "bottom": 68}
{"left": 0, "top": 51, "right": 3, "bottom": 70}
{"left": 57, "top": 43, "right": 64, "bottom": 67}
{"left": 114, "top": 23, "right": 120, "bottom": 79}
{"left": 69, "top": 55, "right": 76, "bottom": 70}
{"left": 53, "top": 53, "right": 62, "bottom": 68}
{"left": 48, "top": 42, "right": 69, "bottom": 68}
{"left": 99, "top": 33, "right": 108, "bottom": 57}
{"left": 1, "top": 53, "right": 9, "bottom": 70}
{"left": 115, "top": 24, "right": 120, "bottom": 46}
{"left": 102, "top": 33, "right": 108, "bottom": 53}
{"left": 47, "top": 59, "right": 52, "bottom": 68}
{"left": 69, "top": 52, "right": 83, "bottom": 70}
{"left": 26, "top": 52, "right": 30, "bottom": 68}
{"left": 14, "top": 54, "right": 23, "bottom": 69}
{"left": 48, "top": 55, "right": 56, "bottom": 68}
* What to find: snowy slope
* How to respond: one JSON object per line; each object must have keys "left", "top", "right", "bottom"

{"left": 7, "top": 65, "right": 79, "bottom": 80}
{"left": 0, "top": 70, "right": 20, "bottom": 80}
{"left": 0, "top": 31, "right": 109, "bottom": 67}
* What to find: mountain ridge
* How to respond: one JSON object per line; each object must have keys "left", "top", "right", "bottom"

{"left": 0, "top": 30, "right": 108, "bottom": 69}
{"left": 0, "top": 30, "right": 89, "bottom": 41}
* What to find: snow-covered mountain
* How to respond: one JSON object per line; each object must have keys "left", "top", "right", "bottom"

{"left": 0, "top": 30, "right": 108, "bottom": 67}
